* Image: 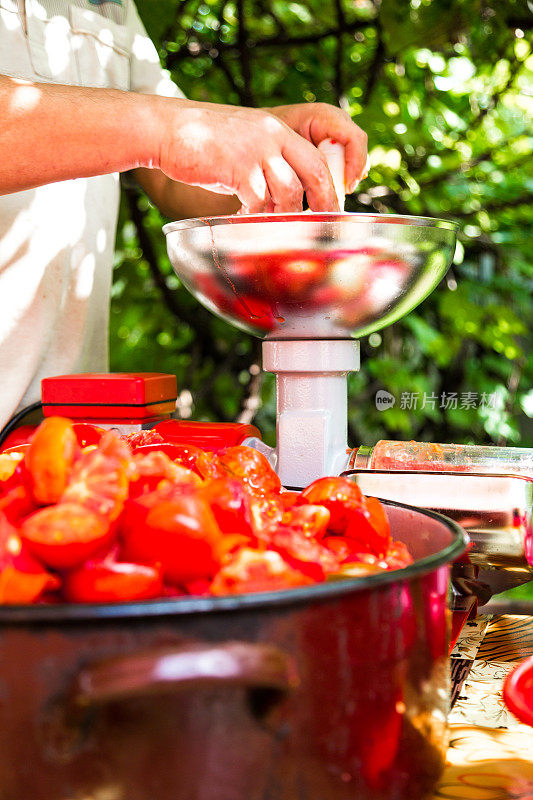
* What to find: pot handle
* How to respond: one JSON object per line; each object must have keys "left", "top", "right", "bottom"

{"left": 71, "top": 641, "right": 299, "bottom": 708}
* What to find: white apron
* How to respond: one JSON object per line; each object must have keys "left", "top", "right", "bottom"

{"left": 0, "top": 0, "right": 183, "bottom": 426}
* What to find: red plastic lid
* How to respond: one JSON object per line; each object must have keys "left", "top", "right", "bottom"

{"left": 503, "top": 655, "right": 533, "bottom": 727}
{"left": 153, "top": 420, "right": 262, "bottom": 451}
{"left": 41, "top": 373, "right": 177, "bottom": 421}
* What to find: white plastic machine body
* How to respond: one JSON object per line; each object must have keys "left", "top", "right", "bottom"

{"left": 262, "top": 339, "right": 360, "bottom": 488}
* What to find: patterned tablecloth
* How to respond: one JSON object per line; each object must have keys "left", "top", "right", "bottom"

{"left": 432, "top": 615, "right": 533, "bottom": 800}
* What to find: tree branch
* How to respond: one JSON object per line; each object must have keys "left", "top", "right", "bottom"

{"left": 165, "top": 20, "right": 376, "bottom": 69}
{"left": 236, "top": 0, "right": 255, "bottom": 106}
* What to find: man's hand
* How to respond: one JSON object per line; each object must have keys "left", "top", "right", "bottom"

{"left": 153, "top": 99, "right": 341, "bottom": 213}
{"left": 267, "top": 103, "right": 368, "bottom": 194}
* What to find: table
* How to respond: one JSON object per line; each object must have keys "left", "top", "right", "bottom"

{"left": 432, "top": 615, "right": 533, "bottom": 799}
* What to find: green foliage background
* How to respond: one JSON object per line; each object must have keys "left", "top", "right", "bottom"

{"left": 112, "top": 0, "right": 533, "bottom": 450}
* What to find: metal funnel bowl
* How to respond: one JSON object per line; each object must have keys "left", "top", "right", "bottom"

{"left": 164, "top": 213, "right": 458, "bottom": 340}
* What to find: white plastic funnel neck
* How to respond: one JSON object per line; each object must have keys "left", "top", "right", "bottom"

{"left": 262, "top": 340, "right": 360, "bottom": 488}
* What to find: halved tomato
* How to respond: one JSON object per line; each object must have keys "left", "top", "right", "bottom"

{"left": 197, "top": 446, "right": 281, "bottom": 496}
{"left": 129, "top": 451, "right": 202, "bottom": 498}
{"left": 298, "top": 477, "right": 365, "bottom": 534}
{"left": 25, "top": 417, "right": 79, "bottom": 504}
{"left": 344, "top": 496, "right": 391, "bottom": 558}
{"left": 210, "top": 548, "right": 313, "bottom": 595}
{"left": 21, "top": 503, "right": 114, "bottom": 570}
{"left": 72, "top": 423, "right": 106, "bottom": 449}
{"left": 61, "top": 431, "right": 131, "bottom": 521}
{"left": 0, "top": 513, "right": 60, "bottom": 603}
{"left": 121, "top": 487, "right": 224, "bottom": 585}
{"left": 202, "top": 478, "right": 254, "bottom": 539}
{"left": 0, "top": 485, "right": 36, "bottom": 525}
{"left": 124, "top": 430, "right": 165, "bottom": 449}
{"left": 63, "top": 560, "right": 163, "bottom": 603}
{"left": 268, "top": 527, "right": 339, "bottom": 581}
{"left": 132, "top": 442, "right": 204, "bottom": 474}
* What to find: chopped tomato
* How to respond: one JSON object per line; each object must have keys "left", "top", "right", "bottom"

{"left": 268, "top": 527, "right": 339, "bottom": 581}
{"left": 72, "top": 423, "right": 106, "bottom": 449}
{"left": 322, "top": 536, "right": 352, "bottom": 561}
{"left": 0, "top": 513, "right": 60, "bottom": 604}
{"left": 0, "top": 452, "right": 25, "bottom": 482}
{"left": 344, "top": 496, "right": 391, "bottom": 558}
{"left": 61, "top": 431, "right": 131, "bottom": 521}
{"left": 121, "top": 488, "right": 224, "bottom": 585}
{"left": 248, "top": 493, "right": 285, "bottom": 543}
{"left": 202, "top": 478, "right": 254, "bottom": 539}
{"left": 383, "top": 541, "right": 413, "bottom": 570}
{"left": 0, "top": 485, "right": 37, "bottom": 526}
{"left": 20, "top": 503, "right": 114, "bottom": 570}
{"left": 197, "top": 446, "right": 281, "bottom": 496}
{"left": 124, "top": 429, "right": 165, "bottom": 449}
{"left": 280, "top": 504, "right": 331, "bottom": 541}
{"left": 278, "top": 491, "right": 300, "bottom": 509}
{"left": 195, "top": 450, "right": 221, "bottom": 481}
{"left": 298, "top": 477, "right": 365, "bottom": 534}
{"left": 25, "top": 417, "right": 79, "bottom": 504}
{"left": 210, "top": 548, "right": 313, "bottom": 595}
{"left": 132, "top": 442, "right": 204, "bottom": 474}
{"left": 182, "top": 578, "right": 211, "bottom": 596}
{"left": 129, "top": 451, "right": 202, "bottom": 498}
{"left": 63, "top": 560, "right": 162, "bottom": 603}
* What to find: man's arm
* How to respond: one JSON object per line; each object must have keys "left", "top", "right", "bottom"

{"left": 0, "top": 75, "right": 157, "bottom": 194}
{"left": 0, "top": 75, "right": 339, "bottom": 211}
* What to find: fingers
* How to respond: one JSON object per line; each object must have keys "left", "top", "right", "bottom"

{"left": 281, "top": 132, "right": 340, "bottom": 212}
{"left": 305, "top": 105, "right": 368, "bottom": 194}
{"left": 343, "top": 127, "right": 368, "bottom": 193}
{"left": 263, "top": 155, "right": 303, "bottom": 212}
{"left": 236, "top": 163, "right": 271, "bottom": 214}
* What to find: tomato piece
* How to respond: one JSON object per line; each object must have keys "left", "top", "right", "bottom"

{"left": 0, "top": 485, "right": 37, "bottom": 525}
{"left": 280, "top": 504, "right": 331, "bottom": 540}
{"left": 202, "top": 478, "right": 254, "bottom": 539}
{"left": 63, "top": 560, "right": 162, "bottom": 603}
{"left": 210, "top": 548, "right": 313, "bottom": 595}
{"left": 121, "top": 488, "right": 223, "bottom": 585}
{"left": 344, "top": 496, "right": 391, "bottom": 558}
{"left": 197, "top": 446, "right": 281, "bottom": 496}
{"left": 0, "top": 452, "right": 25, "bottom": 482}
{"left": 61, "top": 431, "right": 131, "bottom": 521}
{"left": 278, "top": 491, "right": 300, "bottom": 509}
{"left": 268, "top": 527, "right": 339, "bottom": 581}
{"left": 383, "top": 541, "right": 413, "bottom": 570}
{"left": 194, "top": 450, "right": 220, "bottom": 481}
{"left": 21, "top": 503, "right": 114, "bottom": 570}
{"left": 25, "top": 417, "right": 79, "bottom": 504}
{"left": 182, "top": 578, "right": 211, "bottom": 597}
{"left": 72, "top": 423, "right": 105, "bottom": 449}
{"left": 298, "top": 477, "right": 365, "bottom": 534}
{"left": 129, "top": 451, "right": 202, "bottom": 498}
{"left": 269, "top": 257, "right": 325, "bottom": 300}
{"left": 124, "top": 430, "right": 165, "bottom": 449}
{"left": 322, "top": 536, "right": 352, "bottom": 561}
{"left": 132, "top": 442, "right": 204, "bottom": 474}
{"left": 0, "top": 513, "right": 60, "bottom": 604}
{"left": 248, "top": 493, "right": 284, "bottom": 543}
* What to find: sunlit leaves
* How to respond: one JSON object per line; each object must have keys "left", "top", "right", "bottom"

{"left": 114, "top": 0, "right": 532, "bottom": 447}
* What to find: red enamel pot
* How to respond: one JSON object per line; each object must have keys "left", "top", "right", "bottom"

{"left": 0, "top": 501, "right": 465, "bottom": 800}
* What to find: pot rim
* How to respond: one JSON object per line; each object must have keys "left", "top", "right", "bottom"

{"left": 0, "top": 501, "right": 466, "bottom": 624}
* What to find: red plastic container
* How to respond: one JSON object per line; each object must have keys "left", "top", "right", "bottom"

{"left": 503, "top": 655, "right": 533, "bottom": 727}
